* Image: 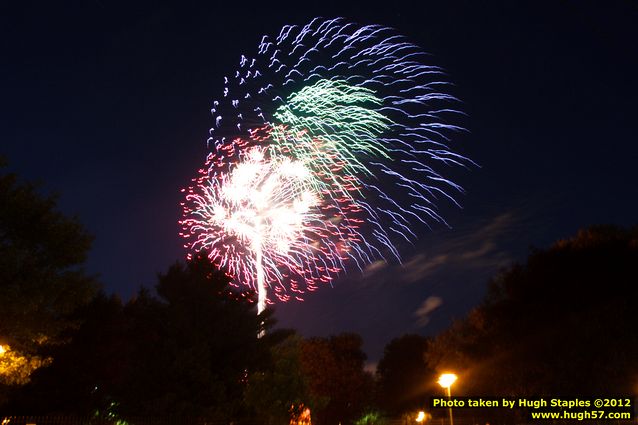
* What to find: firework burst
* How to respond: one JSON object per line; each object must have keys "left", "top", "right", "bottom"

{"left": 181, "top": 18, "right": 473, "bottom": 311}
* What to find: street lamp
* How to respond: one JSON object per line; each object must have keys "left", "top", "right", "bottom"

{"left": 437, "top": 373, "right": 457, "bottom": 425}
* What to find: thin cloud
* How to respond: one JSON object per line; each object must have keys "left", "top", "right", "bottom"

{"left": 397, "top": 212, "right": 518, "bottom": 283}
{"left": 363, "top": 259, "right": 388, "bottom": 276}
{"left": 403, "top": 253, "right": 449, "bottom": 283}
{"left": 414, "top": 295, "right": 443, "bottom": 327}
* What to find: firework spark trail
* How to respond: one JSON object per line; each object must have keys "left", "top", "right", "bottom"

{"left": 181, "top": 18, "right": 473, "bottom": 309}
{"left": 197, "top": 148, "right": 319, "bottom": 314}
{"left": 182, "top": 141, "right": 359, "bottom": 312}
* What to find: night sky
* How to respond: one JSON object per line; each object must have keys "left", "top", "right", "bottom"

{"left": 3, "top": 1, "right": 637, "bottom": 364}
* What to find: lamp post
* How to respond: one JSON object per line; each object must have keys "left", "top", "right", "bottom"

{"left": 437, "top": 373, "right": 457, "bottom": 425}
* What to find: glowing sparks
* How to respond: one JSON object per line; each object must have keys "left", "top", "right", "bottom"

{"left": 210, "top": 148, "right": 317, "bottom": 256}
{"left": 272, "top": 79, "right": 392, "bottom": 172}
{"left": 183, "top": 147, "right": 327, "bottom": 313}
{"left": 181, "top": 18, "right": 472, "bottom": 308}
{"left": 181, "top": 133, "right": 364, "bottom": 311}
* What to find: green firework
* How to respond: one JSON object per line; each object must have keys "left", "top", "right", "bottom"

{"left": 271, "top": 79, "right": 393, "bottom": 177}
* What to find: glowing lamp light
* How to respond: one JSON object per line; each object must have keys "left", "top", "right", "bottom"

{"left": 437, "top": 373, "right": 457, "bottom": 425}
{"left": 415, "top": 411, "right": 426, "bottom": 422}
{"left": 0, "top": 345, "right": 5, "bottom": 355}
{"left": 437, "top": 373, "right": 457, "bottom": 389}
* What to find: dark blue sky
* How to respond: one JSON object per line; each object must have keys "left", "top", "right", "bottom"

{"left": 3, "top": 0, "right": 637, "bottom": 362}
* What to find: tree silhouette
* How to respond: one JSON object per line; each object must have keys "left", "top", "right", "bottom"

{"left": 6, "top": 255, "right": 273, "bottom": 421}
{"left": 244, "top": 333, "right": 317, "bottom": 425}
{"left": 376, "top": 334, "right": 435, "bottom": 415}
{"left": 0, "top": 159, "right": 97, "bottom": 352}
{"left": 0, "top": 159, "right": 97, "bottom": 402}
{"left": 299, "top": 333, "right": 373, "bottom": 425}
{"left": 427, "top": 225, "right": 638, "bottom": 398}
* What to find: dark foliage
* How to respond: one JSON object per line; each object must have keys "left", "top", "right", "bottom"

{"left": 0, "top": 159, "right": 97, "bottom": 354}
{"left": 0, "top": 160, "right": 98, "bottom": 406}
{"left": 5, "top": 256, "right": 271, "bottom": 422}
{"left": 244, "top": 334, "right": 314, "bottom": 425}
{"left": 427, "top": 225, "right": 638, "bottom": 398}
{"left": 299, "top": 333, "right": 373, "bottom": 425}
{"left": 376, "top": 334, "right": 435, "bottom": 415}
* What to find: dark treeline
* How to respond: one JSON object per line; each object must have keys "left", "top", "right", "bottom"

{"left": 1, "top": 255, "right": 374, "bottom": 424}
{"left": 425, "top": 225, "right": 638, "bottom": 423}
{"left": 1, "top": 163, "right": 638, "bottom": 424}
